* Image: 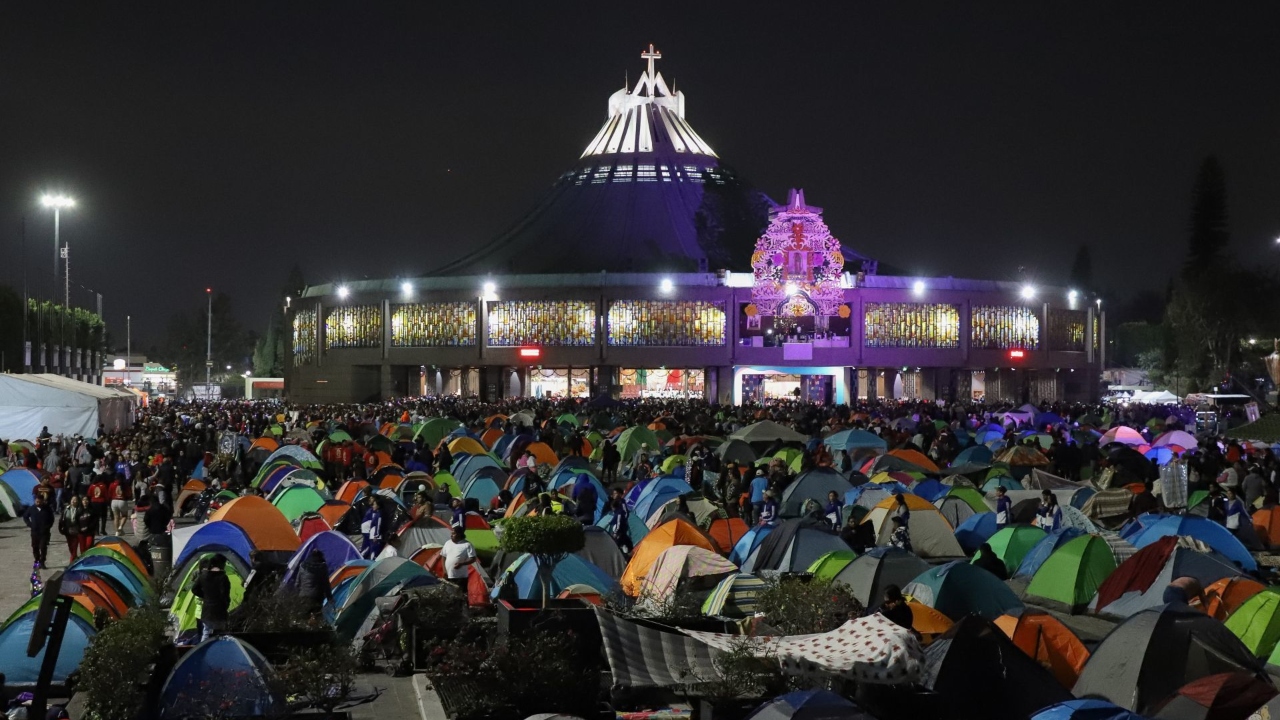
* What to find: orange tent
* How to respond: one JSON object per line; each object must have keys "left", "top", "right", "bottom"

{"left": 1204, "top": 576, "right": 1267, "bottom": 620}
{"left": 378, "top": 474, "right": 403, "bottom": 490}
{"left": 248, "top": 437, "right": 279, "bottom": 453}
{"left": 485, "top": 414, "right": 509, "bottom": 427}
{"left": 994, "top": 610, "right": 1090, "bottom": 689}
{"left": 707, "top": 517, "right": 749, "bottom": 555}
{"left": 621, "top": 517, "right": 717, "bottom": 596}
{"left": 208, "top": 496, "right": 301, "bottom": 552}
{"left": 906, "top": 601, "right": 953, "bottom": 645}
{"left": 74, "top": 576, "right": 130, "bottom": 618}
{"left": 524, "top": 442, "right": 558, "bottom": 467}
{"left": 368, "top": 451, "right": 393, "bottom": 467}
{"left": 93, "top": 538, "right": 149, "bottom": 577}
{"left": 335, "top": 480, "right": 370, "bottom": 504}
{"left": 409, "top": 546, "right": 489, "bottom": 607}
{"left": 316, "top": 501, "right": 350, "bottom": 529}
{"left": 379, "top": 422, "right": 397, "bottom": 437}
{"left": 887, "top": 449, "right": 939, "bottom": 473}
{"left": 69, "top": 585, "right": 123, "bottom": 620}
{"left": 1254, "top": 507, "right": 1280, "bottom": 549}
{"left": 481, "top": 428, "right": 503, "bottom": 449}
{"left": 181, "top": 479, "right": 206, "bottom": 494}
{"left": 329, "top": 562, "right": 367, "bottom": 589}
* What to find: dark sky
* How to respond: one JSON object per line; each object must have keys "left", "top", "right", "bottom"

{"left": 2, "top": 2, "right": 1279, "bottom": 346}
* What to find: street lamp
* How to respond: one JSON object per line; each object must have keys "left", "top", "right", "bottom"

{"left": 206, "top": 288, "right": 213, "bottom": 391}
{"left": 912, "top": 280, "right": 926, "bottom": 297}
{"left": 1020, "top": 284, "right": 1036, "bottom": 300}
{"left": 337, "top": 285, "right": 350, "bottom": 300}
{"left": 659, "top": 277, "right": 674, "bottom": 294}
{"left": 401, "top": 281, "right": 413, "bottom": 299}
{"left": 40, "top": 194, "right": 75, "bottom": 277}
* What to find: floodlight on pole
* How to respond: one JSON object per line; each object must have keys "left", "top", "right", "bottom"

{"left": 1020, "top": 285, "right": 1036, "bottom": 300}
{"left": 206, "top": 288, "right": 213, "bottom": 390}
{"left": 912, "top": 280, "right": 926, "bottom": 297}
{"left": 40, "top": 194, "right": 74, "bottom": 278}
{"left": 659, "top": 277, "right": 674, "bottom": 294}
{"left": 337, "top": 285, "right": 350, "bottom": 300}
{"left": 401, "top": 281, "right": 413, "bottom": 298}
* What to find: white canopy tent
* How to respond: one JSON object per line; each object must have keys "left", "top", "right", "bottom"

{"left": 0, "top": 374, "right": 136, "bottom": 440}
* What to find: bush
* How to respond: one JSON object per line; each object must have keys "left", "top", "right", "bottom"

{"left": 272, "top": 640, "right": 360, "bottom": 714}
{"left": 755, "top": 576, "right": 863, "bottom": 635}
{"left": 79, "top": 604, "right": 172, "bottom": 720}
{"left": 678, "top": 638, "right": 788, "bottom": 703}
{"left": 499, "top": 515, "right": 586, "bottom": 557}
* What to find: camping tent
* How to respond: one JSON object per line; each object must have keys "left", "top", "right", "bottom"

{"left": 819, "top": 546, "right": 930, "bottom": 609}
{"left": 492, "top": 553, "right": 617, "bottom": 601}
{"left": 0, "top": 373, "right": 135, "bottom": 438}
{"left": 741, "top": 517, "right": 849, "bottom": 574}
{"left": 159, "top": 637, "right": 278, "bottom": 719}
{"left": 743, "top": 690, "right": 875, "bottom": 720}
{"left": 1092, "top": 535, "right": 1243, "bottom": 618}
{"left": 979, "top": 525, "right": 1047, "bottom": 576}
{"left": 904, "top": 561, "right": 1024, "bottom": 620}
{"left": 994, "top": 609, "right": 1090, "bottom": 689}
{"left": 621, "top": 518, "right": 717, "bottom": 596}
{"left": 781, "top": 468, "right": 853, "bottom": 517}
{"left": 0, "top": 610, "right": 96, "bottom": 685}
{"left": 1073, "top": 603, "right": 1268, "bottom": 714}
{"left": 207, "top": 496, "right": 300, "bottom": 553}
{"left": 1024, "top": 535, "right": 1116, "bottom": 612}
{"left": 1128, "top": 515, "right": 1257, "bottom": 571}
{"left": 576, "top": 526, "right": 627, "bottom": 580}
{"left": 864, "top": 494, "right": 964, "bottom": 559}
{"left": 638, "top": 545, "right": 737, "bottom": 604}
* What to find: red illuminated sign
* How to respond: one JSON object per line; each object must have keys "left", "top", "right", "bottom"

{"left": 518, "top": 347, "right": 541, "bottom": 359}
{"left": 1009, "top": 349, "right": 1026, "bottom": 359}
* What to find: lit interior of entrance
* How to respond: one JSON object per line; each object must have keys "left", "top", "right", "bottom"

{"left": 529, "top": 368, "right": 589, "bottom": 398}
{"left": 619, "top": 368, "right": 704, "bottom": 398}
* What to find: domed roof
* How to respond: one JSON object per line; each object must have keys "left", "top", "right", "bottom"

{"left": 433, "top": 45, "right": 765, "bottom": 276}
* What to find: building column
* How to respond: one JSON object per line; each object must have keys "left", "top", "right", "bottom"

{"left": 379, "top": 363, "right": 393, "bottom": 399}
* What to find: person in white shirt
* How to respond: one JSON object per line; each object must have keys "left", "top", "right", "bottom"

{"left": 441, "top": 527, "right": 477, "bottom": 591}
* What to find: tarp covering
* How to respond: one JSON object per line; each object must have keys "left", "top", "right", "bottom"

{"left": 594, "top": 608, "right": 720, "bottom": 688}
{"left": 682, "top": 613, "right": 925, "bottom": 685}
{"left": 0, "top": 373, "right": 135, "bottom": 438}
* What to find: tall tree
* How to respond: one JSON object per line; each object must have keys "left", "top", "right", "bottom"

{"left": 1068, "top": 244, "right": 1093, "bottom": 291}
{"left": 1183, "top": 156, "right": 1229, "bottom": 277}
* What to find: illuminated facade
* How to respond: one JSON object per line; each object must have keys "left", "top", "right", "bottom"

{"left": 287, "top": 47, "right": 1102, "bottom": 404}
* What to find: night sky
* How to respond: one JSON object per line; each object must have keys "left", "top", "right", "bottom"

{"left": 2, "top": 2, "right": 1278, "bottom": 345}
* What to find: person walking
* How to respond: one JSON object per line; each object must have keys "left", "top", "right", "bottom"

{"left": 87, "top": 474, "right": 109, "bottom": 537}
{"left": 748, "top": 469, "right": 768, "bottom": 525}
{"left": 59, "top": 495, "right": 83, "bottom": 561}
{"left": 192, "top": 555, "right": 231, "bottom": 641}
{"left": 994, "top": 485, "right": 1012, "bottom": 529}
{"left": 108, "top": 472, "right": 131, "bottom": 536}
{"left": 22, "top": 494, "right": 55, "bottom": 569}
{"left": 1225, "top": 486, "right": 1249, "bottom": 537}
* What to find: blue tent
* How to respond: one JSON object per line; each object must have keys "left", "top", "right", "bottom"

{"left": 974, "top": 427, "right": 1006, "bottom": 445}
{"left": 191, "top": 459, "right": 205, "bottom": 480}
{"left": 462, "top": 475, "right": 502, "bottom": 506}
{"left": 1015, "top": 528, "right": 1084, "bottom": 578}
{"left": 68, "top": 555, "right": 150, "bottom": 604}
{"left": 746, "top": 690, "right": 872, "bottom": 720}
{"left": 491, "top": 553, "right": 618, "bottom": 600}
{"left": 634, "top": 477, "right": 695, "bottom": 522}
{"left": 596, "top": 511, "right": 650, "bottom": 546}
{"left": 729, "top": 524, "right": 775, "bottom": 566}
{"left": 981, "top": 476, "right": 1024, "bottom": 493}
{"left": 952, "top": 445, "right": 993, "bottom": 466}
{"left": 911, "top": 479, "right": 948, "bottom": 502}
{"left": 173, "top": 521, "right": 256, "bottom": 571}
{"left": 625, "top": 477, "right": 655, "bottom": 508}
{"left": 263, "top": 444, "right": 321, "bottom": 468}
{"left": 845, "top": 483, "right": 907, "bottom": 509}
{"left": 0, "top": 468, "right": 41, "bottom": 505}
{"left": 1130, "top": 515, "right": 1257, "bottom": 571}
{"left": 903, "top": 560, "right": 1024, "bottom": 620}
{"left": 953, "top": 512, "right": 1000, "bottom": 554}
{"left": 1030, "top": 699, "right": 1147, "bottom": 720}
{"left": 159, "top": 637, "right": 278, "bottom": 720}
{"left": 561, "top": 473, "right": 607, "bottom": 517}
{"left": 282, "top": 531, "right": 361, "bottom": 589}
{"left": 0, "top": 611, "right": 95, "bottom": 685}
{"left": 823, "top": 429, "right": 888, "bottom": 453}
{"left": 1034, "top": 412, "right": 1065, "bottom": 429}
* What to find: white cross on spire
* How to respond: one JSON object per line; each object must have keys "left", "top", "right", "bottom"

{"left": 641, "top": 43, "right": 662, "bottom": 79}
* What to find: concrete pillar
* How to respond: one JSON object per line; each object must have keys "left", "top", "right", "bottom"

{"left": 379, "top": 364, "right": 393, "bottom": 399}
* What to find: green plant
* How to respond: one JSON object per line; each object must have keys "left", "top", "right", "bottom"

{"left": 78, "top": 604, "right": 172, "bottom": 720}
{"left": 678, "top": 638, "right": 788, "bottom": 703}
{"left": 499, "top": 515, "right": 586, "bottom": 606}
{"left": 755, "top": 576, "right": 863, "bottom": 635}
{"left": 272, "top": 640, "right": 359, "bottom": 714}
{"left": 231, "top": 588, "right": 317, "bottom": 633}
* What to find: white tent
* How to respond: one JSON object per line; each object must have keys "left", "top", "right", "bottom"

{"left": 0, "top": 374, "right": 136, "bottom": 440}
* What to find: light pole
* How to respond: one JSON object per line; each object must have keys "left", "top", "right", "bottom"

{"left": 206, "top": 288, "right": 212, "bottom": 392}
{"left": 126, "top": 315, "right": 131, "bottom": 385}
{"left": 41, "top": 195, "right": 75, "bottom": 373}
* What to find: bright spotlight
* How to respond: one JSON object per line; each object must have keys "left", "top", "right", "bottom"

{"left": 785, "top": 282, "right": 798, "bottom": 295}
{"left": 659, "top": 277, "right": 674, "bottom": 294}
{"left": 912, "top": 280, "right": 925, "bottom": 296}
{"left": 40, "top": 194, "right": 75, "bottom": 209}
{"left": 482, "top": 281, "right": 497, "bottom": 296}
{"left": 1068, "top": 289, "right": 1078, "bottom": 302}
{"left": 337, "top": 285, "right": 350, "bottom": 299}
{"left": 1020, "top": 285, "right": 1036, "bottom": 300}
{"left": 401, "top": 281, "right": 413, "bottom": 297}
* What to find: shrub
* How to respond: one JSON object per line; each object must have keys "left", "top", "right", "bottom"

{"left": 755, "top": 576, "right": 863, "bottom": 635}
{"left": 272, "top": 640, "right": 360, "bottom": 714}
{"left": 78, "top": 604, "right": 172, "bottom": 720}
{"left": 499, "top": 515, "right": 586, "bottom": 557}
{"left": 678, "top": 638, "right": 788, "bottom": 703}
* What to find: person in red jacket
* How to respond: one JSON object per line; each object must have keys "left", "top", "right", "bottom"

{"left": 87, "top": 475, "right": 109, "bottom": 537}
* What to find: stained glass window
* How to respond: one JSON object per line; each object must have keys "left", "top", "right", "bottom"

{"left": 391, "top": 302, "right": 477, "bottom": 347}
{"left": 487, "top": 301, "right": 596, "bottom": 347}
{"left": 971, "top": 306, "right": 1040, "bottom": 349}
{"left": 863, "top": 303, "right": 961, "bottom": 348}
{"left": 292, "top": 309, "right": 317, "bottom": 366}
{"left": 325, "top": 305, "right": 382, "bottom": 350}
{"left": 1047, "top": 308, "right": 1087, "bottom": 351}
{"left": 607, "top": 301, "right": 725, "bottom": 346}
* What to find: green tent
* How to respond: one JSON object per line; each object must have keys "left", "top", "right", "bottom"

{"left": 0, "top": 480, "right": 21, "bottom": 520}
{"left": 974, "top": 526, "right": 1047, "bottom": 575}
{"left": 414, "top": 418, "right": 463, "bottom": 448}
{"left": 774, "top": 448, "right": 804, "bottom": 473}
{"left": 1025, "top": 535, "right": 1116, "bottom": 612}
{"left": 252, "top": 460, "right": 299, "bottom": 488}
{"left": 366, "top": 435, "right": 395, "bottom": 454}
{"left": 268, "top": 424, "right": 284, "bottom": 437}
{"left": 555, "top": 413, "right": 580, "bottom": 427}
{"left": 945, "top": 487, "right": 989, "bottom": 513}
{"left": 1188, "top": 490, "right": 1210, "bottom": 511}
{"left": 617, "top": 426, "right": 661, "bottom": 463}
{"left": 327, "top": 430, "right": 353, "bottom": 443}
{"left": 3, "top": 594, "right": 94, "bottom": 630}
{"left": 271, "top": 485, "right": 328, "bottom": 523}
{"left": 433, "top": 471, "right": 462, "bottom": 498}
{"left": 170, "top": 553, "right": 246, "bottom": 633}
{"left": 807, "top": 550, "right": 858, "bottom": 581}
{"left": 1226, "top": 588, "right": 1280, "bottom": 657}
{"left": 467, "top": 528, "right": 499, "bottom": 561}
{"left": 661, "top": 455, "right": 687, "bottom": 474}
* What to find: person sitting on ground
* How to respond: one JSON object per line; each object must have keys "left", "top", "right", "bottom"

{"left": 1036, "top": 490, "right": 1063, "bottom": 533}
{"left": 889, "top": 514, "right": 911, "bottom": 553}
{"left": 879, "top": 584, "right": 914, "bottom": 631}
{"left": 972, "top": 542, "right": 1009, "bottom": 581}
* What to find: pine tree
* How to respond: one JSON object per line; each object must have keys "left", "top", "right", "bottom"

{"left": 1183, "top": 156, "right": 1229, "bottom": 278}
